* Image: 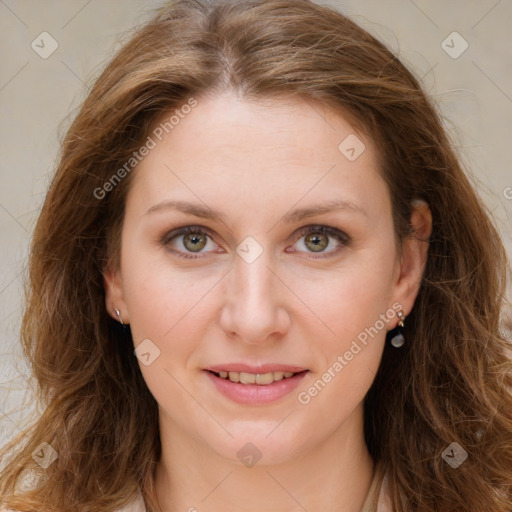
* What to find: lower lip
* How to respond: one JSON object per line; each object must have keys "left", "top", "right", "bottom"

{"left": 204, "top": 370, "right": 309, "bottom": 405}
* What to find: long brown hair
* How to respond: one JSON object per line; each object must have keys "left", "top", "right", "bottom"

{"left": 1, "top": 1, "right": 511, "bottom": 510}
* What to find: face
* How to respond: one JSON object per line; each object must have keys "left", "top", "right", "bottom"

{"left": 104, "top": 91, "right": 429, "bottom": 465}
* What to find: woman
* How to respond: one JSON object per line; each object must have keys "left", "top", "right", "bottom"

{"left": 1, "top": 0, "right": 511, "bottom": 511}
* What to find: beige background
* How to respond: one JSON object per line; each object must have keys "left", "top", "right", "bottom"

{"left": 1, "top": 0, "right": 511, "bottom": 445}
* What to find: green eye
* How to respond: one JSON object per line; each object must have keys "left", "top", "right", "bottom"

{"left": 182, "top": 231, "right": 208, "bottom": 252}
{"left": 162, "top": 226, "right": 215, "bottom": 259}
{"left": 162, "top": 224, "right": 350, "bottom": 260}
{"left": 292, "top": 225, "right": 350, "bottom": 257}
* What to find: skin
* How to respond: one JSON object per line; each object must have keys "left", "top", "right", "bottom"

{"left": 104, "top": 91, "right": 432, "bottom": 512}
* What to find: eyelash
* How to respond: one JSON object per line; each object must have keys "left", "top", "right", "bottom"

{"left": 161, "top": 224, "right": 350, "bottom": 260}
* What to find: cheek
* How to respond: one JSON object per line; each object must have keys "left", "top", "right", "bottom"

{"left": 291, "top": 246, "right": 396, "bottom": 408}
{"left": 294, "top": 269, "right": 392, "bottom": 418}
{"left": 292, "top": 247, "right": 397, "bottom": 347}
{"left": 120, "top": 255, "right": 216, "bottom": 400}
{"left": 119, "top": 250, "right": 236, "bottom": 407}
{"left": 122, "top": 257, "right": 217, "bottom": 343}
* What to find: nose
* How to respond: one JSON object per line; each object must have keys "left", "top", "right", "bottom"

{"left": 219, "top": 249, "right": 290, "bottom": 345}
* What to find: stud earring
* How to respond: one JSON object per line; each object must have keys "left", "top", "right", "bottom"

{"left": 113, "top": 307, "right": 124, "bottom": 325}
{"left": 390, "top": 310, "right": 405, "bottom": 348}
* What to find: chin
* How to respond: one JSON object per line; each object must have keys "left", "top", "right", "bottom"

{"left": 203, "top": 419, "right": 313, "bottom": 467}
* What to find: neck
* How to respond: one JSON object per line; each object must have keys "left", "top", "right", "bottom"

{"left": 154, "top": 404, "right": 375, "bottom": 512}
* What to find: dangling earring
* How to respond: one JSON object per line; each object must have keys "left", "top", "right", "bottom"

{"left": 113, "top": 306, "right": 131, "bottom": 341}
{"left": 390, "top": 310, "right": 405, "bottom": 348}
{"left": 113, "top": 307, "right": 124, "bottom": 325}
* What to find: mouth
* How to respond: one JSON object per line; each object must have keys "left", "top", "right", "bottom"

{"left": 203, "top": 366, "right": 310, "bottom": 405}
{"left": 206, "top": 369, "right": 308, "bottom": 385}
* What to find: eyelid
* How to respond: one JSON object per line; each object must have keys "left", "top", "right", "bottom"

{"left": 161, "top": 224, "right": 216, "bottom": 245}
{"left": 294, "top": 224, "right": 349, "bottom": 243}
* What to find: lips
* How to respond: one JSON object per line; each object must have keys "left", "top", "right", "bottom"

{"left": 204, "top": 365, "right": 309, "bottom": 404}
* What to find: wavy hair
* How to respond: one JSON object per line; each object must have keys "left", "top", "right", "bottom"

{"left": 1, "top": 1, "right": 511, "bottom": 511}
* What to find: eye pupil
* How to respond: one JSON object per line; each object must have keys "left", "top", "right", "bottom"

{"left": 184, "top": 233, "right": 207, "bottom": 252}
{"left": 305, "top": 232, "right": 328, "bottom": 252}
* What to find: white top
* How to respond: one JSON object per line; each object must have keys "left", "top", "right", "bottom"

{"left": 117, "top": 493, "right": 146, "bottom": 511}
{"left": 360, "top": 463, "right": 393, "bottom": 512}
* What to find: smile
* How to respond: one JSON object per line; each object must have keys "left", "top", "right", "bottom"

{"left": 210, "top": 370, "right": 304, "bottom": 384}
{"left": 204, "top": 369, "right": 309, "bottom": 404}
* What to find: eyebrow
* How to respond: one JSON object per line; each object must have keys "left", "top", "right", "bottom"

{"left": 144, "top": 198, "right": 367, "bottom": 223}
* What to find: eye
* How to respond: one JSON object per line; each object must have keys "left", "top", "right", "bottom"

{"left": 290, "top": 225, "right": 350, "bottom": 257}
{"left": 162, "top": 225, "right": 218, "bottom": 259}
{"left": 161, "top": 224, "right": 350, "bottom": 260}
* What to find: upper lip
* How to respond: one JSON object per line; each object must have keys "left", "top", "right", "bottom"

{"left": 205, "top": 363, "right": 309, "bottom": 374}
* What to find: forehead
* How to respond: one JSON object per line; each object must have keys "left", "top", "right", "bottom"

{"left": 127, "top": 92, "right": 388, "bottom": 222}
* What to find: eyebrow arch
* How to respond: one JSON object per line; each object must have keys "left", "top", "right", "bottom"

{"left": 281, "top": 199, "right": 367, "bottom": 223}
{"left": 145, "top": 200, "right": 220, "bottom": 220}
{"left": 144, "top": 198, "right": 367, "bottom": 223}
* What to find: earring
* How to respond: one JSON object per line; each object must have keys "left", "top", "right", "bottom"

{"left": 390, "top": 310, "right": 405, "bottom": 348}
{"left": 113, "top": 307, "right": 124, "bottom": 325}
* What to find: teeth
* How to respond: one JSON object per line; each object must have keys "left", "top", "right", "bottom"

{"left": 215, "top": 370, "right": 298, "bottom": 384}
{"left": 256, "top": 372, "right": 274, "bottom": 385}
{"left": 240, "top": 372, "right": 256, "bottom": 384}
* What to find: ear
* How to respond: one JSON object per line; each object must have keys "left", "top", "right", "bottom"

{"left": 390, "top": 199, "right": 432, "bottom": 317}
{"left": 103, "top": 261, "right": 129, "bottom": 324}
